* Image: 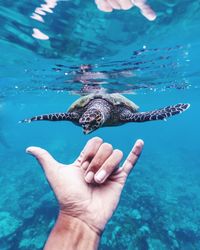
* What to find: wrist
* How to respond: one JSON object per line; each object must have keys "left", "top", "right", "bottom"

{"left": 44, "top": 212, "right": 100, "bottom": 250}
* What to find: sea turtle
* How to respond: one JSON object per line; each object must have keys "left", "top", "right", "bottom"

{"left": 20, "top": 93, "right": 190, "bottom": 134}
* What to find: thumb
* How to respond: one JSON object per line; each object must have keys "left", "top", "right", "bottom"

{"left": 26, "top": 146, "right": 61, "bottom": 183}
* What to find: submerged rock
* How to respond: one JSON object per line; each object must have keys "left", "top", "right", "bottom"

{"left": 0, "top": 211, "right": 22, "bottom": 238}
{"left": 131, "top": 209, "right": 142, "bottom": 220}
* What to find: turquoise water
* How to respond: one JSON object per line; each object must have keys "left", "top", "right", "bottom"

{"left": 0, "top": 0, "right": 200, "bottom": 249}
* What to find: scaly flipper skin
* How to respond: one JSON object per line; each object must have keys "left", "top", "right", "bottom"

{"left": 19, "top": 112, "right": 79, "bottom": 123}
{"left": 120, "top": 103, "right": 190, "bottom": 122}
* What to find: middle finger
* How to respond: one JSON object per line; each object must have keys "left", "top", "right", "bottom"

{"left": 74, "top": 137, "right": 103, "bottom": 167}
{"left": 94, "top": 149, "right": 123, "bottom": 183}
{"left": 84, "top": 143, "right": 113, "bottom": 183}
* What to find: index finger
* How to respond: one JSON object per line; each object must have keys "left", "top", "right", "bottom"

{"left": 74, "top": 137, "right": 103, "bottom": 167}
{"left": 122, "top": 139, "right": 144, "bottom": 175}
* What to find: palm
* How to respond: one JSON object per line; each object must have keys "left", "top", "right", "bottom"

{"left": 52, "top": 163, "right": 125, "bottom": 232}
{"left": 27, "top": 137, "right": 143, "bottom": 234}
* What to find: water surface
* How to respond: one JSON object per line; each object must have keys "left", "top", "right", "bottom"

{"left": 0, "top": 0, "right": 200, "bottom": 249}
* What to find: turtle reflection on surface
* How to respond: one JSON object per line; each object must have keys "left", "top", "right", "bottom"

{"left": 0, "top": 98, "right": 9, "bottom": 148}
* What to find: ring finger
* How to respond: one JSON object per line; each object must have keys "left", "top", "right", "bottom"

{"left": 94, "top": 149, "right": 123, "bottom": 183}
{"left": 84, "top": 143, "right": 113, "bottom": 183}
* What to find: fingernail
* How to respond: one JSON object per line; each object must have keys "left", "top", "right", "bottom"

{"left": 95, "top": 170, "right": 106, "bottom": 183}
{"left": 79, "top": 151, "right": 85, "bottom": 164}
{"left": 26, "top": 147, "right": 32, "bottom": 154}
{"left": 82, "top": 161, "right": 89, "bottom": 170}
{"left": 85, "top": 171, "right": 94, "bottom": 183}
{"left": 137, "top": 139, "right": 144, "bottom": 146}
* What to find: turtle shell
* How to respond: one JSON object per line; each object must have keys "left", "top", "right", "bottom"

{"left": 67, "top": 93, "right": 139, "bottom": 112}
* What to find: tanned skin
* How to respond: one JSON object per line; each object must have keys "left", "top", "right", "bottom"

{"left": 27, "top": 137, "right": 144, "bottom": 250}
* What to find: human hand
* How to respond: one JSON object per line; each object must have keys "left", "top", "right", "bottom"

{"left": 95, "top": 0, "right": 156, "bottom": 21}
{"left": 26, "top": 137, "right": 144, "bottom": 236}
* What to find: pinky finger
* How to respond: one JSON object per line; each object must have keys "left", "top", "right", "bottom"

{"left": 122, "top": 139, "right": 144, "bottom": 176}
{"left": 95, "top": 0, "right": 113, "bottom": 12}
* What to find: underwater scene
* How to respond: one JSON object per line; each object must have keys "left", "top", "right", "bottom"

{"left": 0, "top": 0, "right": 200, "bottom": 249}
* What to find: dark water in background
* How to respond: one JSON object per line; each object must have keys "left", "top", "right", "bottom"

{"left": 0, "top": 0, "right": 200, "bottom": 249}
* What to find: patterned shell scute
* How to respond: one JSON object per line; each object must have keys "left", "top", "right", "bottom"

{"left": 106, "top": 94, "right": 139, "bottom": 112}
{"left": 67, "top": 95, "right": 94, "bottom": 112}
{"left": 67, "top": 93, "right": 139, "bottom": 112}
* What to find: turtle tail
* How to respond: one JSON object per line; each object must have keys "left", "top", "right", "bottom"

{"left": 19, "top": 112, "right": 78, "bottom": 123}
{"left": 120, "top": 103, "right": 190, "bottom": 122}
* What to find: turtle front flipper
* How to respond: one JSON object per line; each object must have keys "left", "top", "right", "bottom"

{"left": 20, "top": 112, "right": 79, "bottom": 123}
{"left": 79, "top": 108, "right": 104, "bottom": 134}
{"left": 120, "top": 103, "right": 190, "bottom": 122}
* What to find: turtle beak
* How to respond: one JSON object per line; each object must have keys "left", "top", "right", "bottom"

{"left": 82, "top": 124, "right": 93, "bottom": 135}
{"left": 83, "top": 129, "right": 90, "bottom": 135}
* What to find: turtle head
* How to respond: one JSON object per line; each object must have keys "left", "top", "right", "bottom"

{"left": 79, "top": 108, "right": 105, "bottom": 134}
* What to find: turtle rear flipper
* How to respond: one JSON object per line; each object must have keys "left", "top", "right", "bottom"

{"left": 120, "top": 103, "right": 190, "bottom": 122}
{"left": 19, "top": 112, "right": 79, "bottom": 123}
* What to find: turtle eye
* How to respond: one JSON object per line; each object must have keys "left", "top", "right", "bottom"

{"left": 90, "top": 120, "right": 98, "bottom": 125}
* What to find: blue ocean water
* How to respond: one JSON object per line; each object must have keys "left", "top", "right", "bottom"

{"left": 0, "top": 0, "right": 200, "bottom": 249}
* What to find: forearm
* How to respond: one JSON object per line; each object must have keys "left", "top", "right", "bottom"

{"left": 44, "top": 213, "right": 100, "bottom": 250}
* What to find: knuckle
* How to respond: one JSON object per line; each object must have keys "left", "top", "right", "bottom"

{"left": 132, "top": 147, "right": 141, "bottom": 157}
{"left": 114, "top": 149, "right": 123, "bottom": 158}
{"left": 103, "top": 158, "right": 119, "bottom": 171}
{"left": 86, "top": 151, "right": 95, "bottom": 160}
{"left": 90, "top": 136, "right": 103, "bottom": 144}
{"left": 81, "top": 161, "right": 89, "bottom": 170}
{"left": 39, "top": 149, "right": 49, "bottom": 157}
{"left": 122, "top": 6, "right": 132, "bottom": 10}
{"left": 87, "top": 164, "right": 99, "bottom": 174}
{"left": 130, "top": 151, "right": 138, "bottom": 161}
{"left": 127, "top": 158, "right": 134, "bottom": 166}
{"left": 88, "top": 157, "right": 105, "bottom": 173}
{"left": 91, "top": 158, "right": 101, "bottom": 168}
{"left": 102, "top": 143, "right": 113, "bottom": 152}
{"left": 103, "top": 163, "right": 114, "bottom": 172}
